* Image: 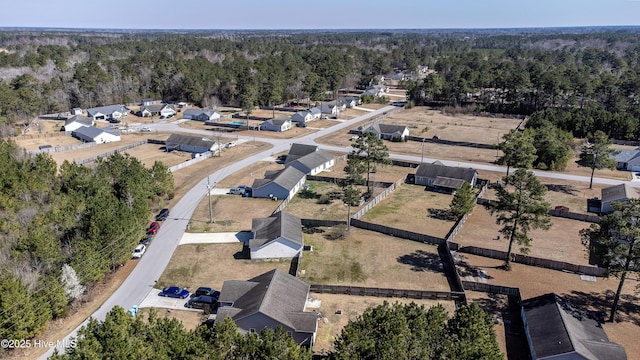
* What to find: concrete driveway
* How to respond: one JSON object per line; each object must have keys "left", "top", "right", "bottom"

{"left": 179, "top": 231, "right": 252, "bottom": 245}
{"left": 138, "top": 288, "right": 200, "bottom": 312}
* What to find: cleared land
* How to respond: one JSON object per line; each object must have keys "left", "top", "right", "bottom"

{"left": 157, "top": 243, "right": 291, "bottom": 291}
{"left": 454, "top": 205, "right": 592, "bottom": 265}
{"left": 312, "top": 294, "right": 455, "bottom": 355}
{"left": 299, "top": 227, "right": 451, "bottom": 291}
{"left": 189, "top": 195, "right": 279, "bottom": 232}
{"left": 285, "top": 180, "right": 364, "bottom": 221}
{"left": 361, "top": 183, "right": 455, "bottom": 238}
{"left": 124, "top": 143, "right": 189, "bottom": 168}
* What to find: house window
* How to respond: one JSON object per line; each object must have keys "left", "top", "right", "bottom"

{"left": 249, "top": 328, "right": 256, "bottom": 333}
{"left": 287, "top": 331, "right": 292, "bottom": 337}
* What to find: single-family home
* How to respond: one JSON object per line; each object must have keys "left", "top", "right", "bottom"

{"left": 320, "top": 100, "right": 346, "bottom": 115}
{"left": 70, "top": 107, "right": 83, "bottom": 116}
{"left": 260, "top": 118, "right": 292, "bottom": 132}
{"left": 72, "top": 126, "right": 121, "bottom": 144}
{"left": 138, "top": 104, "right": 176, "bottom": 118}
{"left": 250, "top": 211, "right": 303, "bottom": 259}
{"left": 62, "top": 115, "right": 94, "bottom": 132}
{"left": 165, "top": 133, "right": 219, "bottom": 154}
{"left": 309, "top": 107, "right": 321, "bottom": 119}
{"left": 362, "top": 85, "right": 388, "bottom": 98}
{"left": 86, "top": 105, "right": 129, "bottom": 121}
{"left": 521, "top": 293, "right": 626, "bottom": 360}
{"left": 216, "top": 269, "right": 318, "bottom": 347}
{"left": 251, "top": 166, "right": 306, "bottom": 200}
{"left": 291, "top": 110, "right": 313, "bottom": 125}
{"left": 182, "top": 109, "right": 221, "bottom": 122}
{"left": 284, "top": 143, "right": 319, "bottom": 164}
{"left": 363, "top": 123, "right": 410, "bottom": 142}
{"left": 414, "top": 162, "right": 478, "bottom": 193}
{"left": 612, "top": 148, "right": 640, "bottom": 171}
{"left": 600, "top": 183, "right": 640, "bottom": 213}
{"left": 286, "top": 149, "right": 335, "bottom": 176}
{"left": 341, "top": 96, "right": 361, "bottom": 108}
{"left": 141, "top": 98, "right": 155, "bottom": 106}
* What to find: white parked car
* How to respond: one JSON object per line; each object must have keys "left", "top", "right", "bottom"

{"left": 132, "top": 244, "right": 146, "bottom": 259}
{"left": 140, "top": 127, "right": 152, "bottom": 132}
{"left": 225, "top": 142, "right": 237, "bottom": 148}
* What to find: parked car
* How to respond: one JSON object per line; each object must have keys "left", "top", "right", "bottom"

{"left": 132, "top": 244, "right": 146, "bottom": 259}
{"left": 159, "top": 286, "right": 190, "bottom": 299}
{"left": 193, "top": 287, "right": 220, "bottom": 298}
{"left": 275, "top": 154, "right": 287, "bottom": 163}
{"left": 156, "top": 208, "right": 170, "bottom": 221}
{"left": 140, "top": 233, "right": 153, "bottom": 246}
{"left": 229, "top": 187, "right": 244, "bottom": 195}
{"left": 186, "top": 295, "right": 218, "bottom": 312}
{"left": 225, "top": 142, "right": 237, "bottom": 148}
{"left": 167, "top": 114, "right": 174, "bottom": 119}
{"left": 147, "top": 221, "right": 160, "bottom": 234}
{"left": 141, "top": 127, "right": 152, "bottom": 132}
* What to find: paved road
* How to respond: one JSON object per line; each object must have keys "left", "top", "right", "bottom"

{"left": 43, "top": 103, "right": 636, "bottom": 358}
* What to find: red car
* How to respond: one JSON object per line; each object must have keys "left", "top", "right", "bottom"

{"left": 147, "top": 221, "right": 160, "bottom": 234}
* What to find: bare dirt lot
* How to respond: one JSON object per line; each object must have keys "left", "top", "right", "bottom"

{"left": 299, "top": 227, "right": 451, "bottom": 292}
{"left": 361, "top": 183, "right": 456, "bottom": 238}
{"left": 123, "top": 143, "right": 189, "bottom": 168}
{"left": 458, "top": 253, "right": 640, "bottom": 360}
{"left": 189, "top": 195, "right": 280, "bottom": 232}
{"left": 136, "top": 308, "right": 205, "bottom": 331}
{"left": 312, "top": 294, "right": 456, "bottom": 355}
{"left": 157, "top": 243, "right": 292, "bottom": 291}
{"left": 454, "top": 204, "right": 592, "bottom": 265}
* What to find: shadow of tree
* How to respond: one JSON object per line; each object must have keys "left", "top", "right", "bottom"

{"left": 427, "top": 208, "right": 454, "bottom": 221}
{"left": 298, "top": 189, "right": 319, "bottom": 199}
{"left": 397, "top": 250, "right": 443, "bottom": 272}
{"left": 562, "top": 290, "right": 640, "bottom": 326}
{"left": 546, "top": 184, "right": 579, "bottom": 195}
{"left": 455, "top": 260, "right": 495, "bottom": 280}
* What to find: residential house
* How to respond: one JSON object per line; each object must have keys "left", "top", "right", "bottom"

{"left": 309, "top": 107, "right": 321, "bottom": 119}
{"left": 414, "top": 161, "right": 478, "bottom": 193}
{"left": 141, "top": 98, "right": 155, "bottom": 106}
{"left": 341, "top": 96, "right": 361, "bottom": 108}
{"left": 284, "top": 143, "right": 319, "bottom": 164}
{"left": 251, "top": 166, "right": 306, "bottom": 200}
{"left": 362, "top": 84, "right": 388, "bottom": 98}
{"left": 320, "top": 100, "right": 346, "bottom": 115}
{"left": 62, "top": 115, "right": 94, "bottom": 132}
{"left": 183, "top": 109, "right": 221, "bottom": 122}
{"left": 291, "top": 110, "right": 314, "bottom": 125}
{"left": 86, "top": 105, "right": 129, "bottom": 121}
{"left": 216, "top": 269, "right": 318, "bottom": 347}
{"left": 138, "top": 104, "right": 176, "bottom": 118}
{"left": 600, "top": 183, "right": 640, "bottom": 213}
{"left": 250, "top": 211, "right": 303, "bottom": 259}
{"left": 363, "top": 123, "right": 410, "bottom": 142}
{"left": 165, "top": 133, "right": 219, "bottom": 154}
{"left": 286, "top": 149, "right": 334, "bottom": 176}
{"left": 72, "top": 126, "right": 121, "bottom": 144}
{"left": 612, "top": 148, "right": 640, "bottom": 171}
{"left": 70, "top": 107, "right": 83, "bottom": 116}
{"left": 260, "top": 118, "right": 292, "bottom": 132}
{"left": 521, "top": 293, "right": 626, "bottom": 360}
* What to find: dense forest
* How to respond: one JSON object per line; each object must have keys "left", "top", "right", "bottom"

{"left": 0, "top": 139, "right": 173, "bottom": 343}
{"left": 0, "top": 29, "right": 639, "bottom": 138}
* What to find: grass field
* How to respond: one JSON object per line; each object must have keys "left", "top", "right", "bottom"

{"left": 189, "top": 195, "right": 279, "bottom": 232}
{"left": 285, "top": 180, "right": 364, "bottom": 221}
{"left": 361, "top": 183, "right": 455, "bottom": 238}
{"left": 299, "top": 227, "right": 451, "bottom": 291}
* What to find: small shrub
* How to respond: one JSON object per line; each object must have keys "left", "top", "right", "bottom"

{"left": 317, "top": 194, "right": 331, "bottom": 204}
{"left": 421, "top": 126, "right": 429, "bottom": 133}
{"left": 324, "top": 225, "right": 347, "bottom": 240}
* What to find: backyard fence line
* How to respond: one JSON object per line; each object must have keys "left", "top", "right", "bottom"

{"left": 168, "top": 151, "right": 213, "bottom": 172}
{"left": 477, "top": 198, "right": 601, "bottom": 223}
{"left": 301, "top": 219, "right": 346, "bottom": 227}
{"left": 406, "top": 135, "right": 495, "bottom": 150}
{"left": 309, "top": 284, "right": 466, "bottom": 301}
{"left": 450, "top": 244, "right": 606, "bottom": 277}
{"left": 351, "top": 178, "right": 404, "bottom": 219}
{"left": 76, "top": 140, "right": 148, "bottom": 165}
{"left": 350, "top": 219, "right": 446, "bottom": 245}
{"left": 461, "top": 281, "right": 521, "bottom": 297}
{"left": 29, "top": 141, "right": 97, "bottom": 155}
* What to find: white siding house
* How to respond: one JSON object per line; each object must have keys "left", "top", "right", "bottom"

{"left": 250, "top": 211, "right": 303, "bottom": 259}
{"left": 72, "top": 126, "right": 121, "bottom": 144}
{"left": 86, "top": 105, "right": 129, "bottom": 121}
{"left": 165, "top": 134, "right": 219, "bottom": 154}
{"left": 251, "top": 167, "right": 306, "bottom": 200}
{"left": 182, "top": 109, "right": 220, "bottom": 121}
{"left": 260, "top": 118, "right": 292, "bottom": 132}
{"left": 286, "top": 150, "right": 335, "bottom": 176}
{"left": 62, "top": 115, "right": 94, "bottom": 132}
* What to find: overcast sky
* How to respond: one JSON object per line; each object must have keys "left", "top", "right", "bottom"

{"left": 2, "top": 0, "right": 639, "bottom": 30}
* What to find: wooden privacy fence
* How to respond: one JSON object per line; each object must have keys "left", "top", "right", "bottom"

{"left": 350, "top": 219, "right": 446, "bottom": 245}
{"left": 310, "top": 284, "right": 466, "bottom": 302}
{"left": 351, "top": 178, "right": 403, "bottom": 219}
{"left": 76, "top": 140, "right": 148, "bottom": 165}
{"left": 301, "top": 219, "right": 346, "bottom": 227}
{"left": 462, "top": 281, "right": 521, "bottom": 297}
{"left": 451, "top": 244, "right": 606, "bottom": 277}
{"left": 478, "top": 198, "right": 601, "bottom": 223}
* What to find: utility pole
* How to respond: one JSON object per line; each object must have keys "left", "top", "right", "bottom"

{"left": 421, "top": 138, "right": 425, "bottom": 163}
{"left": 207, "top": 176, "right": 214, "bottom": 223}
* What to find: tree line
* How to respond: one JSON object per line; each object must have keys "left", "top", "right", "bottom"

{"left": 49, "top": 302, "right": 501, "bottom": 360}
{"left": 0, "top": 139, "right": 173, "bottom": 343}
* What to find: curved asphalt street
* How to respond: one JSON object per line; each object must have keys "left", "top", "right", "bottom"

{"left": 42, "top": 104, "right": 631, "bottom": 358}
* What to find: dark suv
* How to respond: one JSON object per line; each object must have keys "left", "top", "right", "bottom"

{"left": 194, "top": 287, "right": 220, "bottom": 298}
{"left": 186, "top": 295, "right": 218, "bottom": 312}
{"left": 156, "top": 208, "right": 170, "bottom": 221}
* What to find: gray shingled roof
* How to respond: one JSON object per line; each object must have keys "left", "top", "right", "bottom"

{"left": 286, "top": 150, "right": 333, "bottom": 173}
{"left": 522, "top": 293, "right": 627, "bottom": 360}
{"left": 288, "top": 143, "right": 318, "bottom": 157}
{"left": 142, "top": 104, "right": 174, "bottom": 113}
{"left": 250, "top": 211, "right": 303, "bottom": 248}
{"left": 73, "top": 126, "right": 104, "bottom": 139}
{"left": 263, "top": 118, "right": 290, "bottom": 126}
{"left": 416, "top": 162, "right": 477, "bottom": 183}
{"left": 309, "top": 107, "right": 321, "bottom": 115}
{"left": 432, "top": 177, "right": 466, "bottom": 190}
{"left": 601, "top": 183, "right": 640, "bottom": 204}
{"left": 216, "top": 269, "right": 317, "bottom": 333}
{"left": 86, "top": 104, "right": 127, "bottom": 116}
{"left": 166, "top": 133, "right": 216, "bottom": 149}
{"left": 613, "top": 149, "right": 640, "bottom": 163}
{"left": 252, "top": 167, "right": 306, "bottom": 192}
{"left": 64, "top": 115, "right": 93, "bottom": 126}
